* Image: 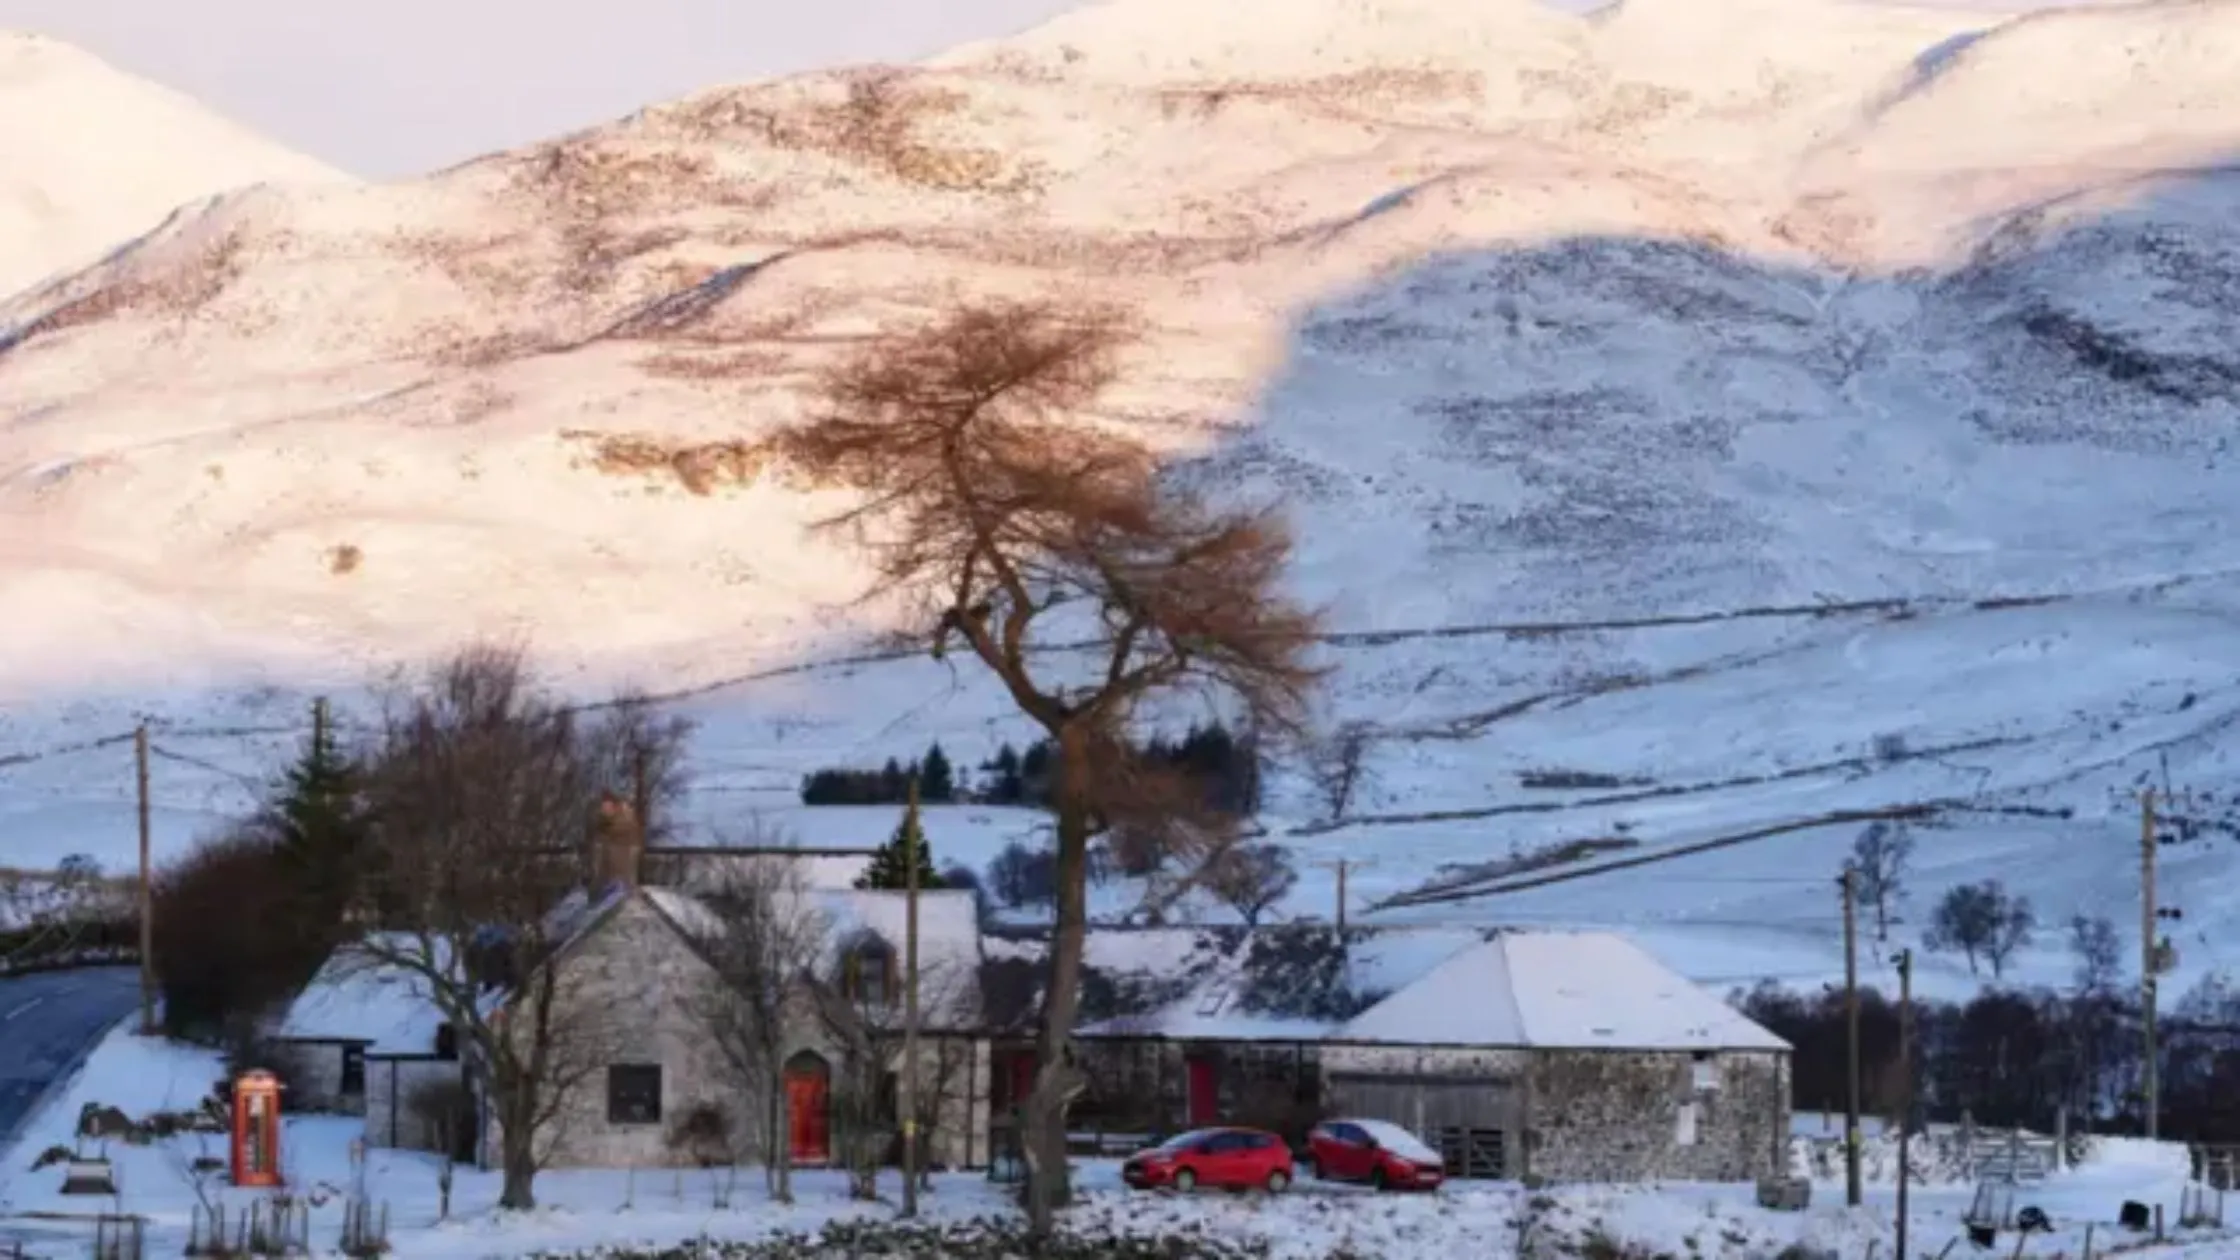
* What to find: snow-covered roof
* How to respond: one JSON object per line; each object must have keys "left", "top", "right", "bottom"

{"left": 641, "top": 884, "right": 986, "bottom": 1028}
{"left": 1335, "top": 932, "right": 1790, "bottom": 1052}
{"left": 275, "top": 934, "right": 449, "bottom": 1057}
{"left": 1074, "top": 927, "right": 1787, "bottom": 1052}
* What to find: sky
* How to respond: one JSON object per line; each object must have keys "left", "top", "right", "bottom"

{"left": 0, "top": 0, "right": 1085, "bottom": 179}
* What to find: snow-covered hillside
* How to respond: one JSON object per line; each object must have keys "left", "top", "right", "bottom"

{"left": 2, "top": 0, "right": 2237, "bottom": 1002}
{"left": 0, "top": 32, "right": 345, "bottom": 301}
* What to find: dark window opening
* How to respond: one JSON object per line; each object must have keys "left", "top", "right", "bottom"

{"left": 843, "top": 942, "right": 895, "bottom": 1005}
{"left": 607, "top": 1063, "right": 663, "bottom": 1125}
{"left": 434, "top": 1023, "right": 458, "bottom": 1060}
{"left": 340, "top": 1045, "right": 366, "bottom": 1096}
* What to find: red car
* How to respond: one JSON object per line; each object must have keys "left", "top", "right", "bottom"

{"left": 1122, "top": 1127, "right": 1295, "bottom": 1193}
{"left": 1306, "top": 1118, "right": 1446, "bottom": 1191}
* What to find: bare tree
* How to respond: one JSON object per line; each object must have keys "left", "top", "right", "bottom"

{"left": 1309, "top": 722, "right": 1376, "bottom": 822}
{"left": 1203, "top": 843, "right": 1297, "bottom": 927}
{"left": 774, "top": 300, "right": 1323, "bottom": 1231}
{"left": 2069, "top": 913, "right": 2121, "bottom": 996}
{"left": 677, "top": 844, "right": 829, "bottom": 1203}
{"left": 1925, "top": 879, "right": 2034, "bottom": 978}
{"left": 347, "top": 644, "right": 691, "bottom": 1209}
{"left": 1849, "top": 821, "right": 1914, "bottom": 942}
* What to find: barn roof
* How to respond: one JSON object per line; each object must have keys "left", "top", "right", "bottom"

{"left": 1335, "top": 932, "right": 1790, "bottom": 1052}
{"left": 1074, "top": 927, "right": 1789, "bottom": 1052}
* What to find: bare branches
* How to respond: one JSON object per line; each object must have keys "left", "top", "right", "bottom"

{"left": 773, "top": 299, "right": 1324, "bottom": 744}
{"left": 1202, "top": 843, "right": 1298, "bottom": 928}
{"left": 1309, "top": 721, "right": 1376, "bottom": 822}
{"left": 347, "top": 644, "right": 689, "bottom": 1209}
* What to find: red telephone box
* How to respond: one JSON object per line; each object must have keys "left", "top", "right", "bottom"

{"left": 230, "top": 1070, "right": 285, "bottom": 1188}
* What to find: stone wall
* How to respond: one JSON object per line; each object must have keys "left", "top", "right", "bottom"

{"left": 1525, "top": 1049, "right": 1788, "bottom": 1183}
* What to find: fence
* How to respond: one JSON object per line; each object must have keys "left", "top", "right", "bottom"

{"left": 1957, "top": 1113, "right": 2062, "bottom": 1184}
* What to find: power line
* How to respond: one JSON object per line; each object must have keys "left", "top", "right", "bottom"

{"left": 146, "top": 744, "right": 268, "bottom": 789}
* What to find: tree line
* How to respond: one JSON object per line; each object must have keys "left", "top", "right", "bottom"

{"left": 798, "top": 723, "right": 1264, "bottom": 820}
{"left": 1736, "top": 939, "right": 2240, "bottom": 1143}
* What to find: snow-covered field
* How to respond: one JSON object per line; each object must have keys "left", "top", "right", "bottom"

{"left": 1, "top": 1021, "right": 2232, "bottom": 1259}
{"left": 2, "top": 0, "right": 2238, "bottom": 1002}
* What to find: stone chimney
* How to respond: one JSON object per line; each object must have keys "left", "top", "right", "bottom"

{"left": 591, "top": 790, "right": 644, "bottom": 889}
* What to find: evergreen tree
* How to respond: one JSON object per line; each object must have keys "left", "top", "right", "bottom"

{"left": 920, "top": 742, "right": 956, "bottom": 802}
{"left": 982, "top": 744, "right": 1023, "bottom": 804}
{"left": 855, "top": 794, "right": 945, "bottom": 891}
{"left": 271, "top": 697, "right": 366, "bottom": 934}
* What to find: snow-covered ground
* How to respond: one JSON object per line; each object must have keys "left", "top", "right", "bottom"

{"left": 2, "top": 0, "right": 2238, "bottom": 1003}
{"left": 1, "top": 1022, "right": 2232, "bottom": 1259}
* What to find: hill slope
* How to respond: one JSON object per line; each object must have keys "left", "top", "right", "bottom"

{"left": 0, "top": 32, "right": 344, "bottom": 300}
{"left": 1, "top": 0, "right": 2237, "bottom": 1002}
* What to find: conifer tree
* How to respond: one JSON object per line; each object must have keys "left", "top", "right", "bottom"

{"left": 272, "top": 697, "right": 366, "bottom": 932}
{"left": 920, "top": 742, "right": 956, "bottom": 802}
{"left": 855, "top": 792, "right": 944, "bottom": 891}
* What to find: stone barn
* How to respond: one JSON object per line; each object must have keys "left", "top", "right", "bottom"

{"left": 1320, "top": 932, "right": 1790, "bottom": 1182}
{"left": 1072, "top": 927, "right": 1789, "bottom": 1183}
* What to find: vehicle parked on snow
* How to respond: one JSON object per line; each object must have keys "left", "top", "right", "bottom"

{"left": 1305, "top": 1118, "right": 1445, "bottom": 1191}
{"left": 1121, "top": 1126, "right": 1294, "bottom": 1193}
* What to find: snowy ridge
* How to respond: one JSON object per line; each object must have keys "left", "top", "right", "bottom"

{"left": 0, "top": 32, "right": 345, "bottom": 302}
{"left": 1, "top": 1, "right": 2238, "bottom": 1000}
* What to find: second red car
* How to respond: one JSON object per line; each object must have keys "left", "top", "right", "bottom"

{"left": 1305, "top": 1118, "right": 1446, "bottom": 1190}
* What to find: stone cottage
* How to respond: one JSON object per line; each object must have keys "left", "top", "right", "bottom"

{"left": 1071, "top": 926, "right": 1791, "bottom": 1182}
{"left": 276, "top": 869, "right": 994, "bottom": 1172}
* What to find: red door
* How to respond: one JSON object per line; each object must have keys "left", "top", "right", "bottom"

{"left": 1186, "top": 1057, "right": 1219, "bottom": 1126}
{"left": 1006, "top": 1051, "right": 1037, "bottom": 1110}
{"left": 785, "top": 1057, "right": 830, "bottom": 1164}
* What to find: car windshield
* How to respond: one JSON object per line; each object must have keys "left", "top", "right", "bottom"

{"left": 1154, "top": 1129, "right": 1216, "bottom": 1151}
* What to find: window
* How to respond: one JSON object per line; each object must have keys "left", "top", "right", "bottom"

{"left": 434, "top": 1024, "right": 457, "bottom": 1061}
{"left": 1691, "top": 1051, "right": 1720, "bottom": 1092}
{"left": 340, "top": 1045, "right": 365, "bottom": 1096}
{"left": 843, "top": 940, "right": 894, "bottom": 1005}
{"left": 1675, "top": 1101, "right": 1699, "bottom": 1147}
{"left": 607, "top": 1064, "right": 663, "bottom": 1125}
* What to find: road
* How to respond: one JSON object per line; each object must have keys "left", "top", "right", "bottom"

{"left": 0, "top": 967, "right": 141, "bottom": 1152}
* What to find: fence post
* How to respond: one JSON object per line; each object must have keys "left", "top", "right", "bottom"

{"left": 2081, "top": 1222, "right": 2095, "bottom": 1260}
{"left": 2055, "top": 1107, "right": 2067, "bottom": 1171}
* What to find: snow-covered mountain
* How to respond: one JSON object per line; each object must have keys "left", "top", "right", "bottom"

{"left": 0, "top": 32, "right": 345, "bottom": 301}
{"left": 2, "top": 0, "right": 2237, "bottom": 1002}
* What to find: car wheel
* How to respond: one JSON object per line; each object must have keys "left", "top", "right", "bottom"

{"left": 1173, "top": 1168, "right": 1196, "bottom": 1193}
{"left": 1370, "top": 1166, "right": 1389, "bottom": 1192}
{"left": 1266, "top": 1169, "right": 1291, "bottom": 1193}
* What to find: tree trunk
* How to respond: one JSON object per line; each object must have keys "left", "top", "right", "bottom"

{"left": 498, "top": 1112, "right": 538, "bottom": 1210}
{"left": 767, "top": 1071, "right": 793, "bottom": 1202}
{"left": 1023, "top": 731, "right": 1095, "bottom": 1241}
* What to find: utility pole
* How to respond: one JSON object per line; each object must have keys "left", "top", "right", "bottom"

{"left": 135, "top": 723, "right": 153, "bottom": 1035}
{"left": 1311, "top": 857, "right": 1372, "bottom": 931}
{"left": 1895, "top": 947, "right": 1913, "bottom": 1260}
{"left": 1841, "top": 865, "right": 1862, "bottom": 1207}
{"left": 901, "top": 775, "right": 922, "bottom": 1217}
{"left": 2139, "top": 787, "right": 2160, "bottom": 1142}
